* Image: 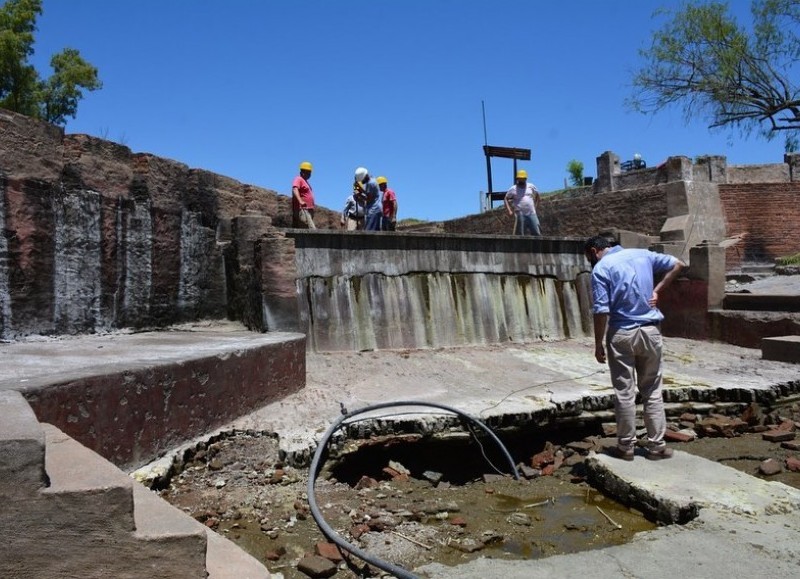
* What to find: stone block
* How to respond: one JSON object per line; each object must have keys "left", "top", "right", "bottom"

{"left": 762, "top": 430, "right": 796, "bottom": 443}
{"left": 762, "top": 335, "right": 800, "bottom": 363}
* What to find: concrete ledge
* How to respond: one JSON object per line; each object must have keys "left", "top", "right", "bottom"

{"left": 724, "top": 293, "right": 800, "bottom": 312}
{"left": 762, "top": 335, "right": 800, "bottom": 363}
{"left": 0, "top": 390, "right": 45, "bottom": 497}
{"left": 709, "top": 309, "right": 800, "bottom": 348}
{"left": 1, "top": 326, "right": 306, "bottom": 470}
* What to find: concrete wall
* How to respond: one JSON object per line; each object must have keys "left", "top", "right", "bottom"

{"left": 287, "top": 231, "right": 593, "bottom": 351}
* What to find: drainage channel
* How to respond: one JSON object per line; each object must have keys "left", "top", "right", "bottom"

{"left": 152, "top": 393, "right": 800, "bottom": 578}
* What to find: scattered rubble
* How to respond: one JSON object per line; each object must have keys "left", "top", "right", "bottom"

{"left": 156, "top": 400, "right": 800, "bottom": 578}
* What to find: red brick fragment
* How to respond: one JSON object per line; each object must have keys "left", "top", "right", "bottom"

{"left": 762, "top": 430, "right": 796, "bottom": 443}
{"left": 315, "top": 541, "right": 343, "bottom": 563}
{"left": 664, "top": 430, "right": 695, "bottom": 443}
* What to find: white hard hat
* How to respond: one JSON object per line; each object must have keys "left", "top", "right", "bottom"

{"left": 354, "top": 167, "right": 368, "bottom": 182}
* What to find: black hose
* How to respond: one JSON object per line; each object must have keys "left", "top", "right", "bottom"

{"left": 306, "top": 401, "right": 520, "bottom": 579}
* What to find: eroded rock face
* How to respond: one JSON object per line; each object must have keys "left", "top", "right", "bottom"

{"left": 0, "top": 109, "right": 292, "bottom": 338}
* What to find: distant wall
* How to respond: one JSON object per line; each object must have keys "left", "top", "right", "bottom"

{"left": 442, "top": 187, "right": 667, "bottom": 238}
{"left": 442, "top": 151, "right": 800, "bottom": 270}
{"left": 719, "top": 182, "right": 800, "bottom": 267}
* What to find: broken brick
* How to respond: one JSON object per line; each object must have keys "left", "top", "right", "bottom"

{"left": 315, "top": 541, "right": 343, "bottom": 563}
{"left": 296, "top": 555, "right": 337, "bottom": 578}
{"left": 759, "top": 458, "right": 783, "bottom": 476}
{"left": 665, "top": 429, "right": 696, "bottom": 443}
{"left": 762, "top": 430, "right": 796, "bottom": 443}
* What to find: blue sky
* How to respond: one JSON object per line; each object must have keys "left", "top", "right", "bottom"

{"left": 29, "top": 0, "right": 786, "bottom": 222}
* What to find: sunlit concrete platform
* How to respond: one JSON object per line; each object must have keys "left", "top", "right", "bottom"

{"left": 0, "top": 322, "right": 305, "bottom": 470}
{"left": 4, "top": 326, "right": 800, "bottom": 579}
{"left": 229, "top": 336, "right": 800, "bottom": 463}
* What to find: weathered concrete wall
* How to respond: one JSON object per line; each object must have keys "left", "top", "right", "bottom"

{"left": 19, "top": 332, "right": 306, "bottom": 470}
{"left": 287, "top": 231, "right": 593, "bottom": 351}
{"left": 727, "top": 163, "right": 791, "bottom": 183}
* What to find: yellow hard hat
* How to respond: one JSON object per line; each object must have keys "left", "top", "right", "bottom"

{"left": 376, "top": 176, "right": 388, "bottom": 185}
{"left": 299, "top": 161, "right": 313, "bottom": 172}
{"left": 516, "top": 169, "right": 528, "bottom": 179}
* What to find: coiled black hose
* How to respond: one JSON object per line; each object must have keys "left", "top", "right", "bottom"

{"left": 306, "top": 401, "right": 520, "bottom": 579}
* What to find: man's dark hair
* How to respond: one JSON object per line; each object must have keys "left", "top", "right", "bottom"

{"left": 584, "top": 234, "right": 613, "bottom": 253}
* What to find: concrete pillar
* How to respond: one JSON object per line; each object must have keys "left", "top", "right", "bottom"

{"left": 256, "top": 232, "right": 301, "bottom": 333}
{"left": 230, "top": 213, "right": 273, "bottom": 331}
{"left": 689, "top": 241, "right": 726, "bottom": 309}
{"left": 785, "top": 152, "right": 800, "bottom": 182}
{"left": 232, "top": 213, "right": 272, "bottom": 268}
{"left": 664, "top": 156, "right": 693, "bottom": 182}
{"left": 694, "top": 155, "right": 727, "bottom": 183}
{"left": 595, "top": 151, "right": 620, "bottom": 193}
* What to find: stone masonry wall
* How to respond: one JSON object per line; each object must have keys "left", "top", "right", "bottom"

{"left": 0, "top": 109, "right": 338, "bottom": 338}
{"left": 718, "top": 182, "right": 800, "bottom": 268}
{"left": 442, "top": 186, "right": 668, "bottom": 239}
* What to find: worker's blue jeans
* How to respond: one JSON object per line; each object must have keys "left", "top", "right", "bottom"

{"left": 513, "top": 212, "right": 541, "bottom": 236}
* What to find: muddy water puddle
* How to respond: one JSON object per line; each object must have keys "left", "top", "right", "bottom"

{"left": 159, "top": 433, "right": 656, "bottom": 578}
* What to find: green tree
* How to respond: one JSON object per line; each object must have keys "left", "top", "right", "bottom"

{"left": 629, "top": 0, "right": 800, "bottom": 150}
{"left": 0, "top": 0, "right": 101, "bottom": 125}
{"left": 566, "top": 159, "right": 584, "bottom": 187}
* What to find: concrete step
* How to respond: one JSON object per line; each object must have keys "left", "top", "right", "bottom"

{"left": 762, "top": 335, "right": 800, "bottom": 363}
{"left": 723, "top": 293, "right": 800, "bottom": 312}
{"left": 0, "top": 397, "right": 271, "bottom": 579}
{"left": 0, "top": 390, "right": 46, "bottom": 498}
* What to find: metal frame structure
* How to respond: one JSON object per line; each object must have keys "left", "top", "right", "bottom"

{"left": 482, "top": 145, "right": 531, "bottom": 210}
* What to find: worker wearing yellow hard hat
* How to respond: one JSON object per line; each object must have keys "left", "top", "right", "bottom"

{"left": 504, "top": 168, "right": 541, "bottom": 236}
{"left": 292, "top": 161, "right": 316, "bottom": 229}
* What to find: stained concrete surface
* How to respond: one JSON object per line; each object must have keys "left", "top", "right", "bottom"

{"left": 224, "top": 335, "right": 800, "bottom": 578}
{"left": 4, "top": 324, "right": 800, "bottom": 578}
{"left": 0, "top": 321, "right": 303, "bottom": 392}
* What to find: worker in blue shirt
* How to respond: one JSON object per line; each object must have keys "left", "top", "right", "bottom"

{"left": 584, "top": 235, "right": 685, "bottom": 461}
{"left": 354, "top": 167, "right": 382, "bottom": 231}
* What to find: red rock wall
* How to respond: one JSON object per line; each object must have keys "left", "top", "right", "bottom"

{"left": 718, "top": 182, "right": 800, "bottom": 268}
{"left": 443, "top": 187, "right": 668, "bottom": 238}
{"left": 0, "top": 109, "right": 341, "bottom": 338}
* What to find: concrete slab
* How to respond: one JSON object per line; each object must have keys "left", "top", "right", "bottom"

{"left": 228, "top": 337, "right": 800, "bottom": 461}
{"left": 4, "top": 327, "right": 800, "bottom": 578}
{"left": 762, "top": 335, "right": 800, "bottom": 363}
{"left": 0, "top": 321, "right": 307, "bottom": 470}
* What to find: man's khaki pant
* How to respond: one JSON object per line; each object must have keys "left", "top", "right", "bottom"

{"left": 606, "top": 324, "right": 667, "bottom": 451}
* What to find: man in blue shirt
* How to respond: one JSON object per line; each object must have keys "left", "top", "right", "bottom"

{"left": 584, "top": 235, "right": 685, "bottom": 461}
{"left": 354, "top": 167, "right": 382, "bottom": 231}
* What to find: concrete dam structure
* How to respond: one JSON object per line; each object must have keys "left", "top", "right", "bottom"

{"left": 289, "top": 232, "right": 591, "bottom": 351}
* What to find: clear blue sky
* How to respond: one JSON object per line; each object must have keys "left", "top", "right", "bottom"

{"left": 29, "top": 0, "right": 785, "bottom": 222}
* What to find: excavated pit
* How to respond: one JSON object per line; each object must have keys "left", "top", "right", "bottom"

{"left": 155, "top": 392, "right": 800, "bottom": 578}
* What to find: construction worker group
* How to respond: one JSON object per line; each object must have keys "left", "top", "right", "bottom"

{"left": 293, "top": 162, "right": 541, "bottom": 236}
{"left": 291, "top": 162, "right": 398, "bottom": 231}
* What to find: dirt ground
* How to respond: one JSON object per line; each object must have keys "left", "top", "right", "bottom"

{"left": 158, "top": 402, "right": 800, "bottom": 578}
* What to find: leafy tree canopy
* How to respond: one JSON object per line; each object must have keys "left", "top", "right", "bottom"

{"left": 630, "top": 0, "right": 800, "bottom": 149}
{"left": 0, "top": 0, "right": 101, "bottom": 125}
